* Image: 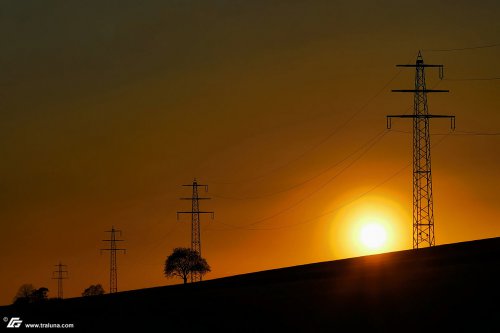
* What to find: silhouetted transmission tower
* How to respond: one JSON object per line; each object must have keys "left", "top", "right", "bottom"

{"left": 387, "top": 51, "right": 455, "bottom": 249}
{"left": 101, "top": 226, "right": 126, "bottom": 293}
{"left": 52, "top": 262, "right": 68, "bottom": 299}
{"left": 177, "top": 178, "right": 214, "bottom": 282}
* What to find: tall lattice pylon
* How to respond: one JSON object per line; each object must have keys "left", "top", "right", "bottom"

{"left": 101, "top": 226, "right": 126, "bottom": 293}
{"left": 52, "top": 262, "right": 68, "bottom": 299}
{"left": 177, "top": 178, "right": 214, "bottom": 282}
{"left": 387, "top": 51, "right": 455, "bottom": 249}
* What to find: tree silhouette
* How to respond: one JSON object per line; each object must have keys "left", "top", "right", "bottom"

{"left": 164, "top": 247, "right": 211, "bottom": 284}
{"left": 82, "top": 284, "right": 105, "bottom": 296}
{"left": 13, "top": 285, "right": 49, "bottom": 304}
{"left": 31, "top": 287, "right": 49, "bottom": 302}
{"left": 13, "top": 284, "right": 35, "bottom": 304}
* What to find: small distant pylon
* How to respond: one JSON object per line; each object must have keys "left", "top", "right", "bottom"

{"left": 387, "top": 51, "right": 455, "bottom": 249}
{"left": 52, "top": 262, "right": 68, "bottom": 299}
{"left": 177, "top": 178, "right": 214, "bottom": 282}
{"left": 101, "top": 226, "right": 126, "bottom": 293}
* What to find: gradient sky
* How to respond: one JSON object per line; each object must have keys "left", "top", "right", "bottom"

{"left": 1, "top": 0, "right": 499, "bottom": 305}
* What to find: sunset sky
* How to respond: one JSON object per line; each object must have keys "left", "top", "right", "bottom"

{"left": 1, "top": 0, "right": 499, "bottom": 305}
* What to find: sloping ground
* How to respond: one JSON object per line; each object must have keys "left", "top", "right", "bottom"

{"left": 2, "top": 237, "right": 500, "bottom": 331}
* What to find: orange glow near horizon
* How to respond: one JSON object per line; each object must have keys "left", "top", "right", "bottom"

{"left": 330, "top": 194, "right": 410, "bottom": 258}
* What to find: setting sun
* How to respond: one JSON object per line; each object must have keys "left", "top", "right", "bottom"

{"left": 330, "top": 195, "right": 409, "bottom": 257}
{"left": 360, "top": 223, "right": 387, "bottom": 249}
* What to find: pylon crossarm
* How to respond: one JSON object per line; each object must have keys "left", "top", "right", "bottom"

{"left": 392, "top": 89, "right": 449, "bottom": 93}
{"left": 396, "top": 64, "right": 443, "bottom": 68}
{"left": 177, "top": 211, "right": 214, "bottom": 214}
{"left": 387, "top": 115, "right": 455, "bottom": 129}
{"left": 426, "top": 115, "right": 456, "bottom": 129}
{"left": 180, "top": 197, "right": 211, "bottom": 200}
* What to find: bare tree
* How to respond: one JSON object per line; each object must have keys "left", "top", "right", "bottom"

{"left": 13, "top": 284, "right": 49, "bottom": 304}
{"left": 164, "top": 248, "right": 210, "bottom": 284}
{"left": 13, "top": 284, "right": 35, "bottom": 304}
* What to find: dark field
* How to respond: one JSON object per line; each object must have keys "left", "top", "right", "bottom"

{"left": 2, "top": 237, "right": 500, "bottom": 331}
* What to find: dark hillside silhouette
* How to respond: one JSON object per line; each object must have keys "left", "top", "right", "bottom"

{"left": 2, "top": 237, "right": 500, "bottom": 331}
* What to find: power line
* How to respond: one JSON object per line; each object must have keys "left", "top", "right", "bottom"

{"left": 422, "top": 43, "right": 500, "bottom": 81}
{"left": 214, "top": 129, "right": 389, "bottom": 230}
{"left": 390, "top": 129, "right": 500, "bottom": 136}
{"left": 212, "top": 66, "right": 437, "bottom": 200}
{"left": 423, "top": 43, "right": 500, "bottom": 52}
{"left": 207, "top": 131, "right": 452, "bottom": 232}
{"left": 209, "top": 95, "right": 425, "bottom": 225}
{"left": 210, "top": 163, "right": 409, "bottom": 232}
{"left": 251, "top": 132, "right": 452, "bottom": 231}
{"left": 206, "top": 68, "right": 404, "bottom": 186}
{"left": 209, "top": 79, "right": 441, "bottom": 229}
{"left": 454, "top": 130, "right": 500, "bottom": 136}
{"left": 212, "top": 128, "right": 393, "bottom": 200}
{"left": 141, "top": 223, "right": 180, "bottom": 258}
{"left": 203, "top": 54, "right": 448, "bottom": 232}
{"left": 445, "top": 77, "right": 500, "bottom": 81}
